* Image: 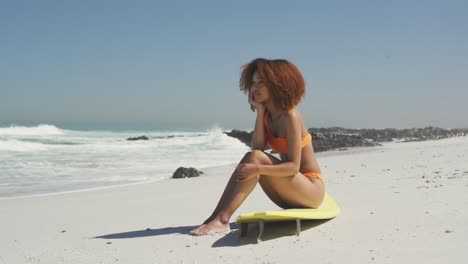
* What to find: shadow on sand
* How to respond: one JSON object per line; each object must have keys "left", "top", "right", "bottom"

{"left": 93, "top": 219, "right": 329, "bottom": 247}
{"left": 93, "top": 223, "right": 239, "bottom": 239}
{"left": 212, "top": 219, "right": 330, "bottom": 247}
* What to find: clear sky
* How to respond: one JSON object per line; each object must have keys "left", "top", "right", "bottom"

{"left": 1, "top": 1, "right": 467, "bottom": 130}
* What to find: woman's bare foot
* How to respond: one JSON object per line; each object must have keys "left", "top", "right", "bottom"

{"left": 189, "top": 215, "right": 215, "bottom": 235}
{"left": 189, "top": 224, "right": 206, "bottom": 235}
{"left": 190, "top": 217, "right": 230, "bottom": 236}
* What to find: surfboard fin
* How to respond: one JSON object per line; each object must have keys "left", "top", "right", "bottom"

{"left": 296, "top": 219, "right": 301, "bottom": 236}
{"left": 257, "top": 220, "right": 264, "bottom": 243}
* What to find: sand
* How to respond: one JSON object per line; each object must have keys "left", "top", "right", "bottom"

{"left": 1, "top": 136, "right": 468, "bottom": 264}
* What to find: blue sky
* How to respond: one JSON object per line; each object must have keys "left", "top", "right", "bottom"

{"left": 1, "top": 1, "right": 467, "bottom": 130}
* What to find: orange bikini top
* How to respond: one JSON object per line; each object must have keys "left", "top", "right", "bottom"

{"left": 263, "top": 111, "right": 312, "bottom": 154}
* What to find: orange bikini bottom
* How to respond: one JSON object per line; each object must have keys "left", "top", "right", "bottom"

{"left": 303, "top": 172, "right": 323, "bottom": 181}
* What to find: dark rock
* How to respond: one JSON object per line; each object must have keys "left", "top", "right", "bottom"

{"left": 172, "top": 167, "right": 204, "bottom": 179}
{"left": 127, "top": 135, "right": 149, "bottom": 141}
{"left": 224, "top": 130, "right": 252, "bottom": 147}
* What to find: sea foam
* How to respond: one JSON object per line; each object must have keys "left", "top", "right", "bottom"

{"left": 0, "top": 124, "right": 64, "bottom": 136}
{"left": 0, "top": 124, "right": 249, "bottom": 198}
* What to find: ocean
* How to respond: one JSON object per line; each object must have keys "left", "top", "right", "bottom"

{"left": 0, "top": 124, "right": 250, "bottom": 199}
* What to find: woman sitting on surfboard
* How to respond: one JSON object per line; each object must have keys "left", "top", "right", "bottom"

{"left": 191, "top": 58, "right": 325, "bottom": 236}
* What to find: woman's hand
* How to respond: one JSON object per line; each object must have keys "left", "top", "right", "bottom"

{"left": 249, "top": 91, "right": 265, "bottom": 114}
{"left": 235, "top": 163, "right": 260, "bottom": 182}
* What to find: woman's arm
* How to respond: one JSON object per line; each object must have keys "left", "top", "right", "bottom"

{"left": 256, "top": 110, "right": 302, "bottom": 177}
{"left": 251, "top": 111, "right": 266, "bottom": 150}
{"left": 249, "top": 91, "right": 266, "bottom": 151}
{"left": 237, "top": 111, "right": 302, "bottom": 181}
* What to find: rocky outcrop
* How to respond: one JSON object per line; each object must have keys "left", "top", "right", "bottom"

{"left": 398, "top": 127, "right": 468, "bottom": 142}
{"left": 311, "top": 127, "right": 468, "bottom": 143}
{"left": 127, "top": 135, "right": 149, "bottom": 141}
{"left": 225, "top": 127, "right": 468, "bottom": 152}
{"left": 172, "top": 167, "right": 204, "bottom": 179}
{"left": 224, "top": 130, "right": 252, "bottom": 147}
{"left": 309, "top": 130, "right": 379, "bottom": 152}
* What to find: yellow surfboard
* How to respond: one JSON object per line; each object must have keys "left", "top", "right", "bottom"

{"left": 235, "top": 193, "right": 340, "bottom": 241}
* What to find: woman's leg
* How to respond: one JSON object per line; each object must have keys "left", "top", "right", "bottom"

{"left": 258, "top": 172, "right": 325, "bottom": 209}
{"left": 190, "top": 150, "right": 265, "bottom": 235}
{"left": 201, "top": 152, "right": 255, "bottom": 224}
{"left": 250, "top": 151, "right": 325, "bottom": 209}
{"left": 190, "top": 150, "right": 324, "bottom": 235}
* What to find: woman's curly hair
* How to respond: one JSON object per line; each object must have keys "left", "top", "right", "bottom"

{"left": 239, "top": 58, "right": 305, "bottom": 112}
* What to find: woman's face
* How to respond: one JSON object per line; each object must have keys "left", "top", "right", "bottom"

{"left": 251, "top": 72, "right": 270, "bottom": 103}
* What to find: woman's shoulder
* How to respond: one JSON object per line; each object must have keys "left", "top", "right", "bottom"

{"left": 284, "top": 108, "right": 303, "bottom": 122}
{"left": 283, "top": 108, "right": 306, "bottom": 131}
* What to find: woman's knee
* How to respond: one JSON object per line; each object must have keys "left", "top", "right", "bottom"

{"left": 242, "top": 150, "right": 269, "bottom": 164}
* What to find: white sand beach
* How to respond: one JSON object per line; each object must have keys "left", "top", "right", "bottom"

{"left": 1, "top": 136, "right": 468, "bottom": 264}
